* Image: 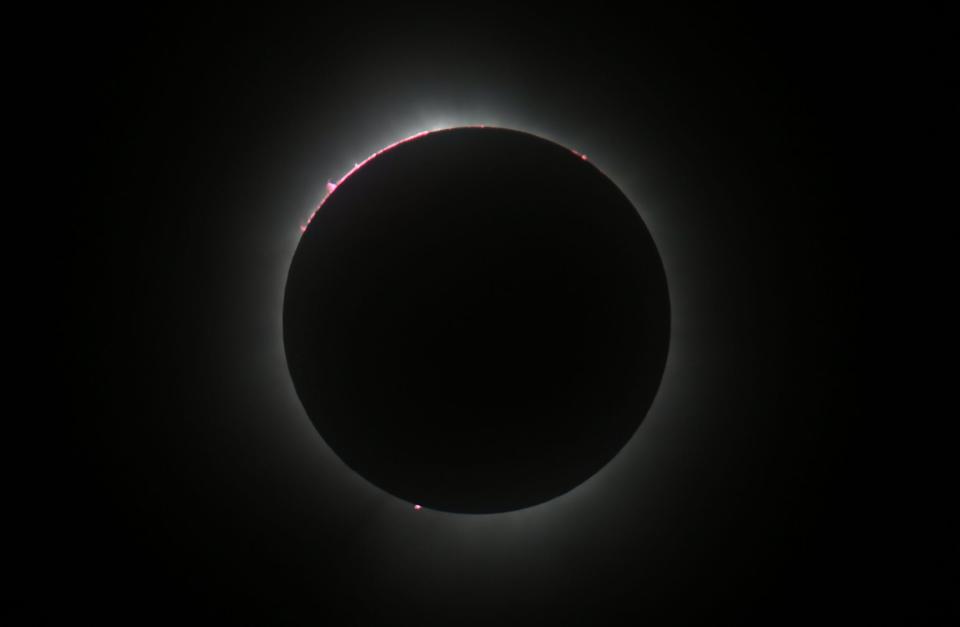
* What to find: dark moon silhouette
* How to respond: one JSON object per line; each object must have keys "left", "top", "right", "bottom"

{"left": 283, "top": 127, "right": 670, "bottom": 513}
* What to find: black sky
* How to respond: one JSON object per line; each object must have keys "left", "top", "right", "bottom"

{"left": 37, "top": 6, "right": 893, "bottom": 625}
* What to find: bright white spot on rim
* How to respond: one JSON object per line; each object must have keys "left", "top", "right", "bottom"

{"left": 414, "top": 504, "right": 422, "bottom": 511}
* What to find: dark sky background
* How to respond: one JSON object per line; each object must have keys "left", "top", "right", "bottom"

{"left": 35, "top": 6, "right": 906, "bottom": 625}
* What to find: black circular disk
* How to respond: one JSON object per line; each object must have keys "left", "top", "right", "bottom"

{"left": 283, "top": 127, "right": 670, "bottom": 513}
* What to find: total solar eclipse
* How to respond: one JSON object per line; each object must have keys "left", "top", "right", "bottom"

{"left": 283, "top": 127, "right": 670, "bottom": 513}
